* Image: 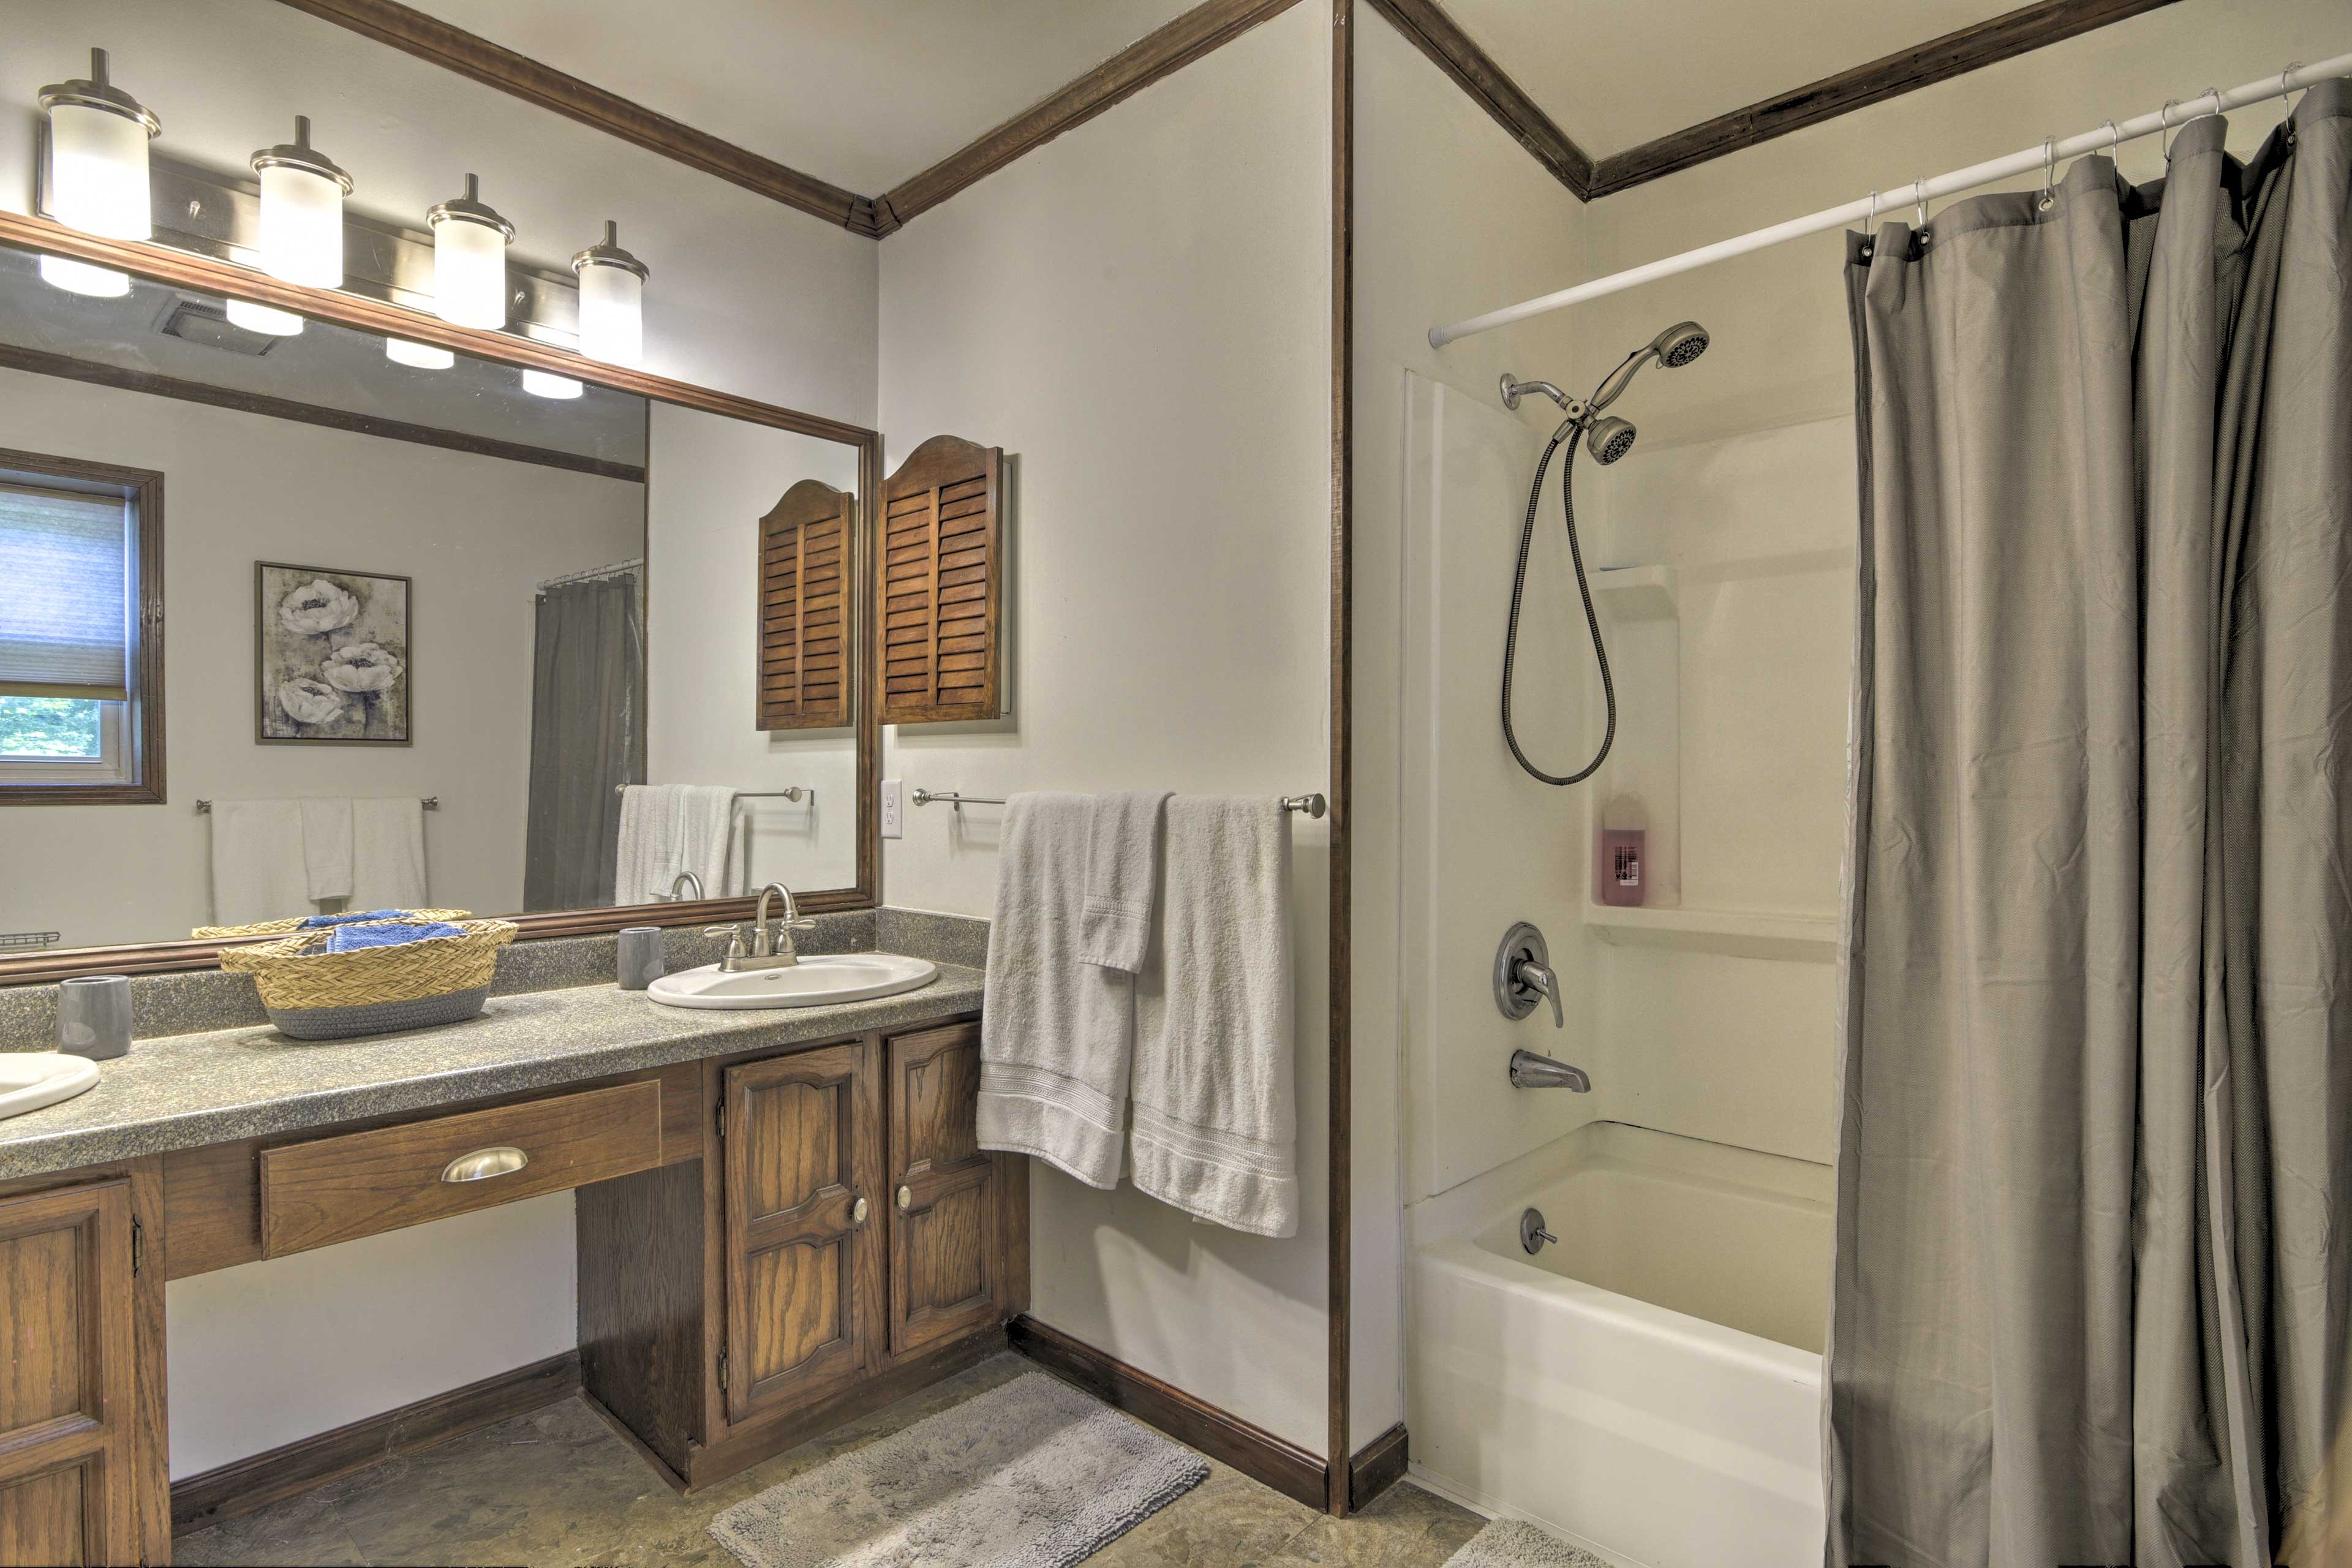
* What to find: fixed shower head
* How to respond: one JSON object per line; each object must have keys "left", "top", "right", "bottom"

{"left": 1586, "top": 415, "right": 1636, "bottom": 464}
{"left": 1651, "top": 320, "right": 1710, "bottom": 368}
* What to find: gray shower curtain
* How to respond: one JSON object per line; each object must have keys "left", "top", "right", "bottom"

{"left": 1828, "top": 81, "right": 2350, "bottom": 1567}
{"left": 522, "top": 573, "right": 644, "bottom": 911}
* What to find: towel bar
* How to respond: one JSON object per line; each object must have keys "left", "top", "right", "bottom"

{"left": 196, "top": 796, "right": 438, "bottom": 813}
{"left": 911, "top": 788, "right": 1328, "bottom": 819}
{"left": 613, "top": 785, "right": 806, "bottom": 802}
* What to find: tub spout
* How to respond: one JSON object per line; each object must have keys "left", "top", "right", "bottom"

{"left": 1510, "top": 1049, "right": 1591, "bottom": 1091}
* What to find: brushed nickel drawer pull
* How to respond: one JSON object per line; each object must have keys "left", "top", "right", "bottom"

{"left": 852, "top": 1196, "right": 869, "bottom": 1224}
{"left": 442, "top": 1146, "right": 529, "bottom": 1183}
{"left": 897, "top": 1185, "right": 913, "bottom": 1211}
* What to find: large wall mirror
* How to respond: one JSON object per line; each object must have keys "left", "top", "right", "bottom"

{"left": 0, "top": 231, "right": 876, "bottom": 979}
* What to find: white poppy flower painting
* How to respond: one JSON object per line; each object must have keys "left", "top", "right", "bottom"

{"left": 256, "top": 561, "right": 412, "bottom": 744}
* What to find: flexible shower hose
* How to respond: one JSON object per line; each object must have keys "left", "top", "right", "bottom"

{"left": 1500, "top": 425, "right": 1616, "bottom": 786}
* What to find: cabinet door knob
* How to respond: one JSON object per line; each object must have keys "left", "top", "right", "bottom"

{"left": 441, "top": 1146, "right": 529, "bottom": 1183}
{"left": 851, "top": 1196, "right": 869, "bottom": 1225}
{"left": 897, "top": 1185, "right": 913, "bottom": 1210}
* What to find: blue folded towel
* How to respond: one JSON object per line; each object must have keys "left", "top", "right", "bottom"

{"left": 324, "top": 920, "right": 463, "bottom": 954}
{"left": 303, "top": 908, "right": 410, "bottom": 928}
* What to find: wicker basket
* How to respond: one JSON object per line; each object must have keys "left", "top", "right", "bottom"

{"left": 219, "top": 918, "right": 518, "bottom": 1041}
{"left": 194, "top": 909, "right": 472, "bottom": 940}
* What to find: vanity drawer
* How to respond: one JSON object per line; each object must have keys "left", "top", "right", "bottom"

{"left": 260, "top": 1080, "right": 665, "bottom": 1257}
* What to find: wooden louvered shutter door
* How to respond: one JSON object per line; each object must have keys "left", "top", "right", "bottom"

{"left": 759, "top": 480, "right": 852, "bottom": 730}
{"left": 878, "top": 435, "right": 1002, "bottom": 725}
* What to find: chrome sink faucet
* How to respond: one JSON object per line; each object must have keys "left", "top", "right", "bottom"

{"left": 706, "top": 882, "right": 818, "bottom": 972}
{"left": 664, "top": 871, "right": 704, "bottom": 902}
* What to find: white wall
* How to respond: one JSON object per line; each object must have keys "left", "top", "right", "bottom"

{"left": 877, "top": 2, "right": 1335, "bottom": 1455}
{"left": 1348, "top": 6, "right": 1606, "bottom": 1449}
{"left": 7, "top": 0, "right": 883, "bottom": 1476}
{"left": 646, "top": 404, "right": 861, "bottom": 895}
{"left": 0, "top": 369, "right": 642, "bottom": 952}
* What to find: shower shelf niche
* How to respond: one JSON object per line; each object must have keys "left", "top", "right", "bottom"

{"left": 1581, "top": 902, "right": 1838, "bottom": 962}
{"left": 1590, "top": 562, "right": 1676, "bottom": 619}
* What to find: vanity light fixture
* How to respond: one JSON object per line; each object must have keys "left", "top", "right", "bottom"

{"left": 225, "top": 299, "right": 305, "bottom": 337}
{"left": 386, "top": 339, "right": 454, "bottom": 371}
{"left": 521, "top": 368, "right": 584, "bottom": 399}
{"left": 571, "top": 220, "right": 647, "bottom": 367}
{"left": 427, "top": 173, "right": 514, "bottom": 330}
{"left": 36, "top": 48, "right": 159, "bottom": 298}
{"left": 251, "top": 116, "right": 352, "bottom": 288}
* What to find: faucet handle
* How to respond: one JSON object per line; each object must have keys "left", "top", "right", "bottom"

{"left": 1515, "top": 959, "right": 1565, "bottom": 1028}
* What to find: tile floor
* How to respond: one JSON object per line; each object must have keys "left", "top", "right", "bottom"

{"left": 175, "top": 1353, "right": 1487, "bottom": 1568}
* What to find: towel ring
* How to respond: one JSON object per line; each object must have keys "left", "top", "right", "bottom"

{"left": 2038, "top": 138, "right": 2057, "bottom": 211}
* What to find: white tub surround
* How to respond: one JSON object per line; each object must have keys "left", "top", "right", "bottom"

{"left": 1408, "top": 1121, "right": 1830, "bottom": 1568}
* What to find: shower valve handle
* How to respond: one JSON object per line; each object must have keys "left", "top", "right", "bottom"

{"left": 1514, "top": 959, "right": 1564, "bottom": 1028}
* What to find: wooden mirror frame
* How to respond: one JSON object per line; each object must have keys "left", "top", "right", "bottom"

{"left": 0, "top": 211, "right": 881, "bottom": 985}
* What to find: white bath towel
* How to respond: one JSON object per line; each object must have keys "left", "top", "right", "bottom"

{"left": 976, "top": 793, "right": 1136, "bottom": 1188}
{"left": 1080, "top": 790, "right": 1170, "bottom": 973}
{"left": 298, "top": 797, "right": 354, "bottom": 903}
{"left": 616, "top": 785, "right": 739, "bottom": 905}
{"left": 350, "top": 797, "right": 428, "bottom": 910}
{"left": 1130, "top": 796, "right": 1297, "bottom": 1237}
{"left": 208, "top": 799, "right": 311, "bottom": 927}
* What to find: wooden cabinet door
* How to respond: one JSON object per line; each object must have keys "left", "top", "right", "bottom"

{"left": 721, "top": 1042, "right": 879, "bottom": 1424}
{"left": 0, "top": 1182, "right": 137, "bottom": 1567}
{"left": 885, "top": 1022, "right": 1008, "bottom": 1360}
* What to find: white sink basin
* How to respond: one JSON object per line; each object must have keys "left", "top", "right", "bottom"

{"left": 647, "top": 952, "right": 940, "bottom": 1011}
{"left": 0, "top": 1053, "right": 101, "bottom": 1121}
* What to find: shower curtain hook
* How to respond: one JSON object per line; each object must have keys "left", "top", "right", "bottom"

{"left": 2038, "top": 138, "right": 2057, "bottom": 211}
{"left": 2103, "top": 118, "right": 2122, "bottom": 160}
{"left": 2160, "top": 98, "right": 2185, "bottom": 157}
{"left": 2281, "top": 62, "right": 2302, "bottom": 99}
{"left": 1860, "top": 190, "right": 1879, "bottom": 259}
{"left": 1912, "top": 177, "right": 1929, "bottom": 234}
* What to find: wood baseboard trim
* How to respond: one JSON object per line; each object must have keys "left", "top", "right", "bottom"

{"left": 169, "top": 1351, "right": 582, "bottom": 1534}
{"left": 1007, "top": 1315, "right": 1328, "bottom": 1510}
{"left": 1349, "top": 1423, "right": 1409, "bottom": 1511}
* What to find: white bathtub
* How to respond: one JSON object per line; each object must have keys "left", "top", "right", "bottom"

{"left": 1406, "top": 1121, "right": 1831, "bottom": 1568}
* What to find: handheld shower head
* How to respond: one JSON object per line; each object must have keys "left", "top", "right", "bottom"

{"left": 1651, "top": 320, "right": 1710, "bottom": 368}
{"left": 1586, "top": 415, "right": 1636, "bottom": 464}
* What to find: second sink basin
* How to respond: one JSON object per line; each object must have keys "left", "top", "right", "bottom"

{"left": 0, "top": 1052, "right": 101, "bottom": 1122}
{"left": 646, "top": 952, "right": 940, "bottom": 1011}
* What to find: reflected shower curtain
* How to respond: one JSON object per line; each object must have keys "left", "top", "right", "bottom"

{"left": 1827, "top": 82, "right": 2351, "bottom": 1567}
{"left": 522, "top": 573, "right": 643, "bottom": 911}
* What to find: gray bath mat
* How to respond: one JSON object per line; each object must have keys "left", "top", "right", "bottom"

{"left": 707, "top": 1370, "right": 1207, "bottom": 1568}
{"left": 1443, "top": 1518, "right": 1613, "bottom": 1568}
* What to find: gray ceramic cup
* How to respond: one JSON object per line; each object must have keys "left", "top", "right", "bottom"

{"left": 57, "top": 974, "right": 132, "bottom": 1060}
{"left": 617, "top": 926, "right": 666, "bottom": 992}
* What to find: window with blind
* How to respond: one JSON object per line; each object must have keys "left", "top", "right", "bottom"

{"left": 0, "top": 453, "right": 164, "bottom": 803}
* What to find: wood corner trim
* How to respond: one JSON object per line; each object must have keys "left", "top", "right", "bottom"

{"left": 876, "top": 0, "right": 1310, "bottom": 232}
{"left": 169, "top": 1352, "right": 583, "bottom": 1534}
{"left": 268, "top": 0, "right": 870, "bottom": 230}
{"left": 1349, "top": 1422, "right": 1409, "bottom": 1511}
{"left": 1006, "top": 1314, "right": 1331, "bottom": 1511}
{"left": 1362, "top": 0, "right": 1596, "bottom": 200}
{"left": 1587, "top": 0, "right": 2185, "bottom": 196}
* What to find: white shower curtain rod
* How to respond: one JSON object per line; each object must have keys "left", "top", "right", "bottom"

{"left": 1429, "top": 51, "right": 2352, "bottom": 349}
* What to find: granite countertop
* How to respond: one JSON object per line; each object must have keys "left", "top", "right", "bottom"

{"left": 0, "top": 963, "right": 984, "bottom": 1182}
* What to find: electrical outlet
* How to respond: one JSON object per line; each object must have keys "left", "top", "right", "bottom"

{"left": 881, "top": 777, "right": 903, "bottom": 839}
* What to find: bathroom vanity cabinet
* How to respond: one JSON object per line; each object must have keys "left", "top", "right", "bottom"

{"left": 0, "top": 1003, "right": 1022, "bottom": 1566}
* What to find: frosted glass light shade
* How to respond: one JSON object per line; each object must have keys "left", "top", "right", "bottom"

{"left": 521, "top": 369, "right": 582, "bottom": 400}
{"left": 576, "top": 263, "right": 643, "bottom": 366}
{"left": 38, "top": 254, "right": 129, "bottom": 297}
{"left": 48, "top": 101, "right": 151, "bottom": 240}
{"left": 433, "top": 218, "right": 507, "bottom": 328}
{"left": 257, "top": 164, "right": 344, "bottom": 285}
{"left": 386, "top": 338, "right": 454, "bottom": 370}
{"left": 225, "top": 298, "right": 304, "bottom": 337}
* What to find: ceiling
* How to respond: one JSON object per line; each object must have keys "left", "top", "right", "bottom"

{"left": 1437, "top": 0, "right": 2027, "bottom": 157}
{"left": 405, "top": 0, "right": 1203, "bottom": 195}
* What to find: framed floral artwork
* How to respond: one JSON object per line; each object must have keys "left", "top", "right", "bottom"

{"left": 255, "top": 561, "right": 412, "bottom": 744}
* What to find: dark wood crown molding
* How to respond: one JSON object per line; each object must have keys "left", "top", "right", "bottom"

{"left": 1365, "top": 0, "right": 1595, "bottom": 197}
{"left": 872, "top": 0, "right": 1308, "bottom": 235}
{"left": 1587, "top": 0, "right": 2187, "bottom": 196}
{"left": 267, "top": 0, "right": 882, "bottom": 235}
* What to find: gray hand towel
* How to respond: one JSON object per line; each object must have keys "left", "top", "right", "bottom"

{"left": 1130, "top": 795, "right": 1297, "bottom": 1237}
{"left": 1080, "top": 790, "right": 1171, "bottom": 973}
{"left": 976, "top": 793, "right": 1137, "bottom": 1188}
